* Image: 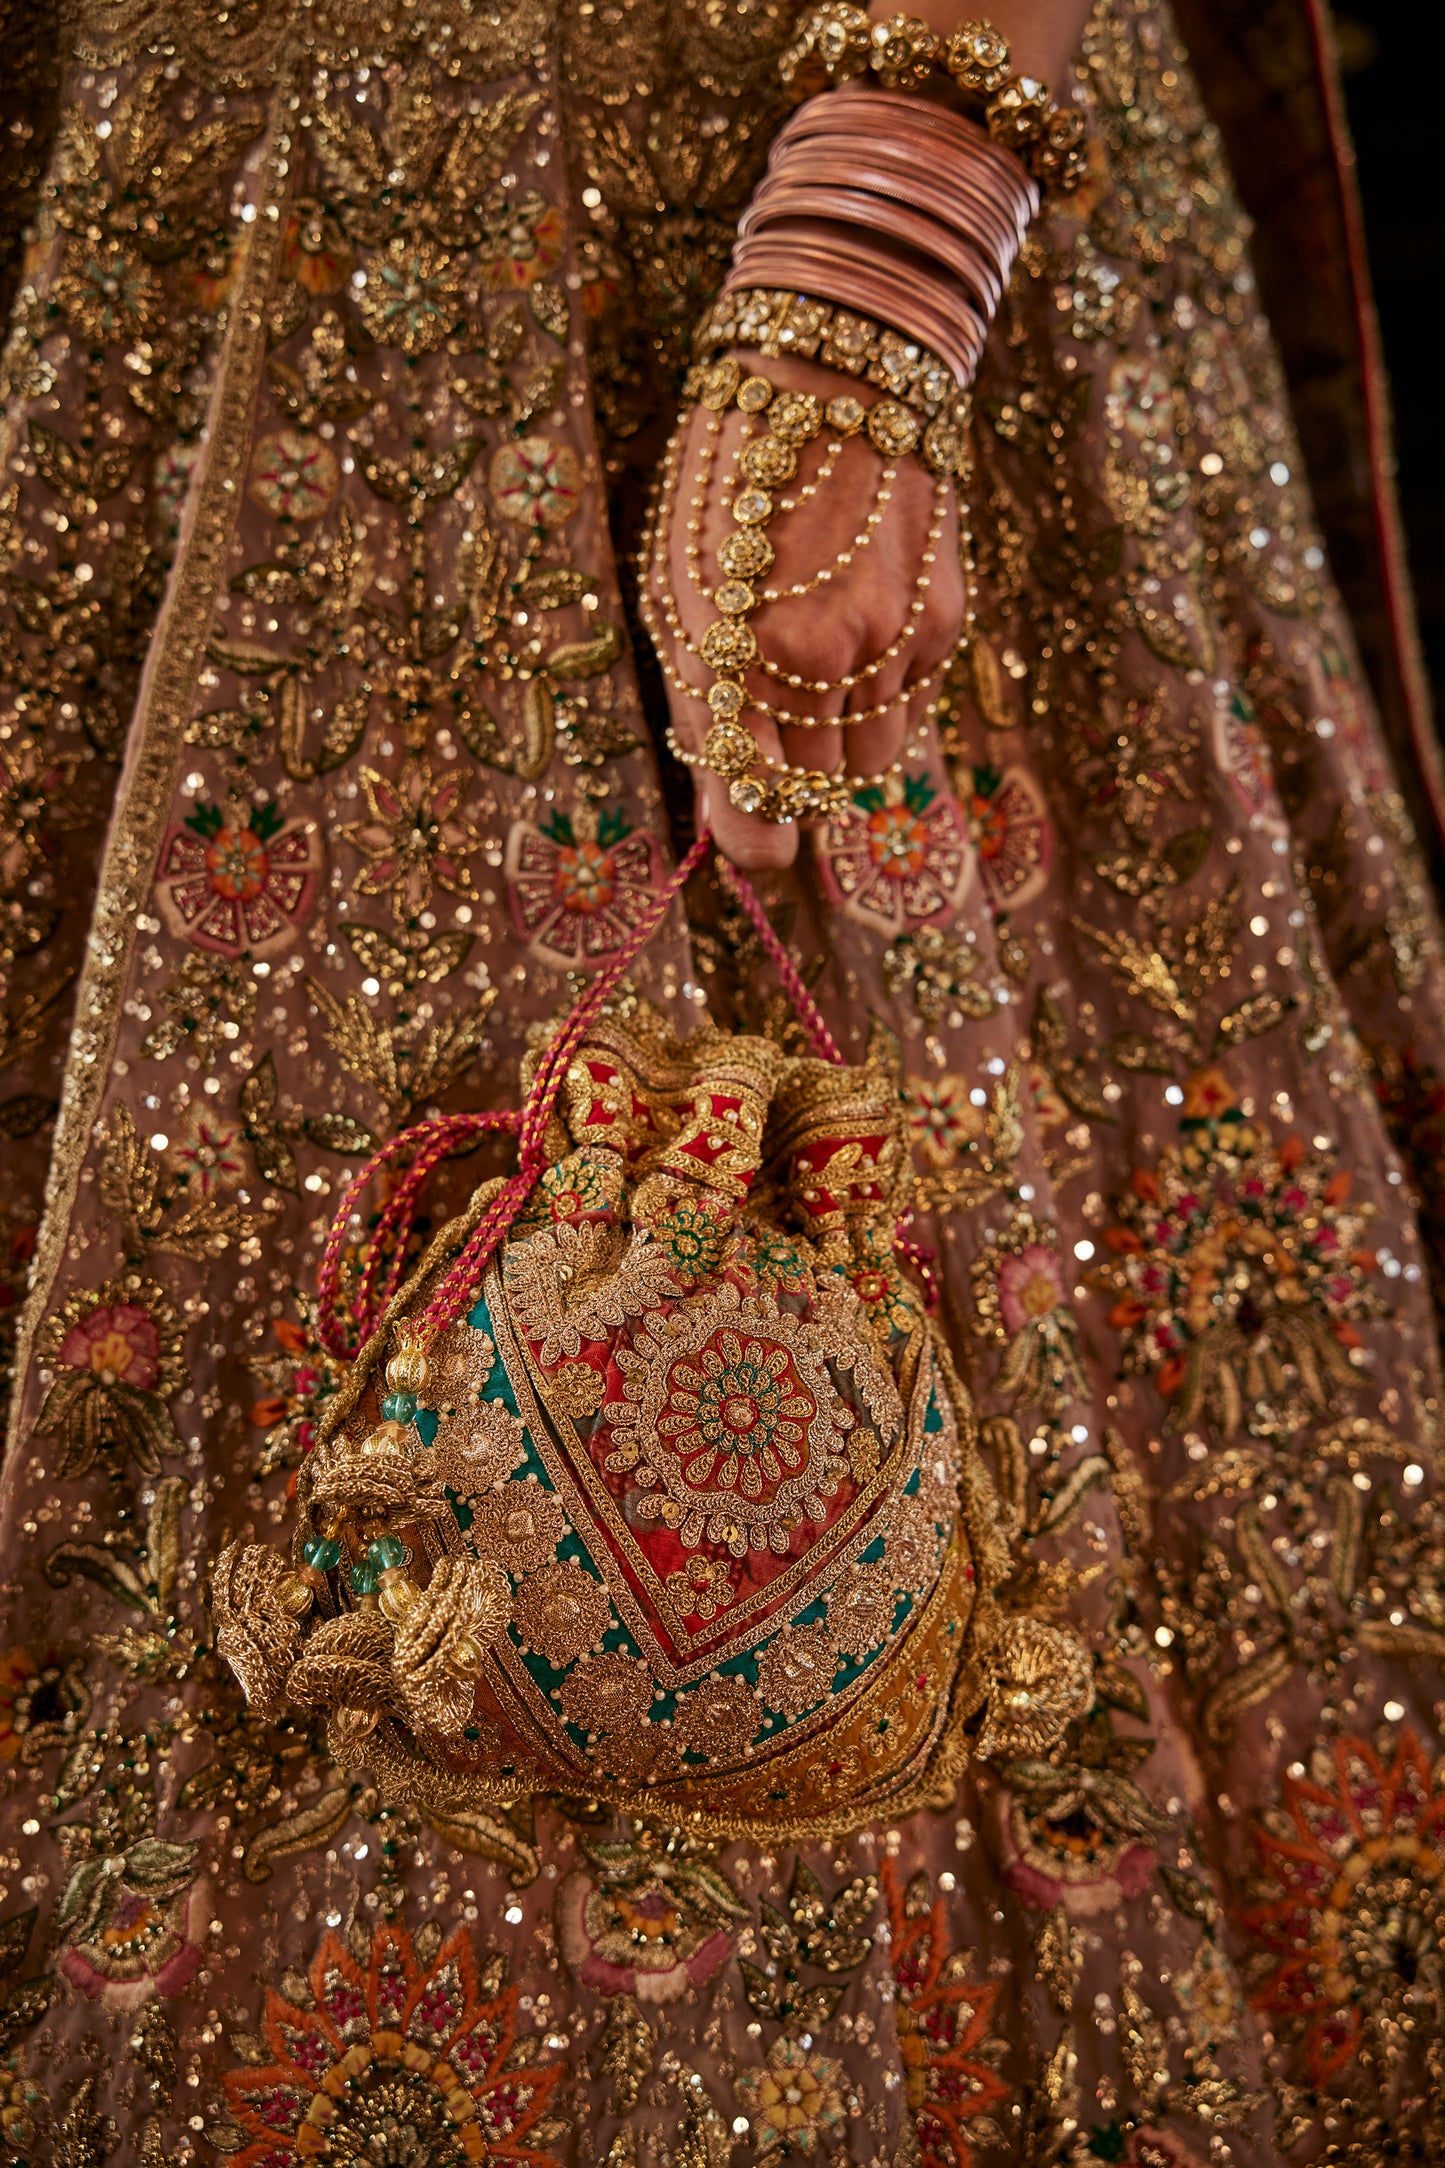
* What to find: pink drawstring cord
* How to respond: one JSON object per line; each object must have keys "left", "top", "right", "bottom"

{"left": 315, "top": 831, "right": 936, "bottom": 1357}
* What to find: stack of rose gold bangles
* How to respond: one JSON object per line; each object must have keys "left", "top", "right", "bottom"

{"left": 650, "top": 8, "right": 1086, "bottom": 822}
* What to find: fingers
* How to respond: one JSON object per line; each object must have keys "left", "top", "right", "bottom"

{"left": 644, "top": 361, "right": 967, "bottom": 871}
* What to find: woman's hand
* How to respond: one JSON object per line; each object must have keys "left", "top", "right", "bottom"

{"left": 644, "top": 350, "right": 965, "bottom": 870}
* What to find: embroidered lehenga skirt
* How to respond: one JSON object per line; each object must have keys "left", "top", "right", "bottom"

{"left": 1, "top": 1, "right": 1443, "bottom": 2161}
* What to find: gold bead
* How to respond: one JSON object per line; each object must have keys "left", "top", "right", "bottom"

{"left": 379, "top": 1569, "right": 419, "bottom": 1624}
{"left": 360, "top": 1421, "right": 412, "bottom": 1456}
{"left": 447, "top": 1633, "right": 483, "bottom": 1676}
{"left": 276, "top": 1573, "right": 314, "bottom": 1617}
{"left": 385, "top": 1342, "right": 431, "bottom": 1395}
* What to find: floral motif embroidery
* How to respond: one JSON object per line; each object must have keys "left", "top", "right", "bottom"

{"left": 1210, "top": 686, "right": 1284, "bottom": 834}
{"left": 603, "top": 1291, "right": 851, "bottom": 1554}
{"left": 1243, "top": 1727, "right": 1445, "bottom": 2085}
{"left": 966, "top": 762, "right": 1052, "bottom": 911}
{"left": 882, "top": 1859, "right": 1011, "bottom": 2168}
{"left": 633, "top": 1183, "right": 737, "bottom": 1289}
{"left": 33, "top": 1276, "right": 186, "bottom": 1478}
{"left": 480, "top": 193, "right": 565, "bottom": 293}
{"left": 991, "top": 1779, "right": 1155, "bottom": 1916}
{"left": 354, "top": 233, "right": 464, "bottom": 354}
{"left": 905, "top": 1074, "right": 985, "bottom": 1169}
{"left": 556, "top": 1825, "right": 745, "bottom": 2003}
{"left": 664, "top": 1554, "right": 735, "bottom": 1621}
{"left": 489, "top": 434, "right": 582, "bottom": 527}
{"left": 169, "top": 1108, "right": 245, "bottom": 1196}
{"left": 155, "top": 800, "right": 319, "bottom": 957}
{"left": 249, "top": 1308, "right": 345, "bottom": 1474}
{"left": 735, "top": 2036, "right": 848, "bottom": 2158}
{"left": 814, "top": 772, "right": 973, "bottom": 936}
{"left": 338, "top": 756, "right": 484, "bottom": 923}
{"left": 972, "top": 1213, "right": 1088, "bottom": 1416}
{"left": 248, "top": 427, "right": 339, "bottom": 522}
{"left": 505, "top": 807, "right": 665, "bottom": 969}
{"left": 54, "top": 1831, "right": 206, "bottom": 2010}
{"left": 511, "top": 1558, "right": 611, "bottom": 1665}
{"left": 280, "top": 198, "right": 354, "bottom": 294}
{"left": 504, "top": 1220, "right": 680, "bottom": 1365}
{"left": 220, "top": 1919, "right": 565, "bottom": 2167}
{"left": 1094, "top": 1074, "right": 1382, "bottom": 1437}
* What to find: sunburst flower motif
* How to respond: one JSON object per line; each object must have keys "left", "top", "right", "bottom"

{"left": 1244, "top": 1727, "right": 1445, "bottom": 2087}
{"left": 814, "top": 769, "right": 973, "bottom": 937}
{"left": 53, "top": 233, "right": 161, "bottom": 344}
{"left": 883, "top": 1859, "right": 1012, "bottom": 2168}
{"left": 338, "top": 756, "right": 485, "bottom": 922}
{"left": 1092, "top": 1075, "right": 1382, "bottom": 1438}
{"left": 218, "top": 1920, "right": 565, "bottom": 2168}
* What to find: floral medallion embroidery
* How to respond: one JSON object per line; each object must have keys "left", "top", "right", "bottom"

{"left": 338, "top": 756, "right": 483, "bottom": 923}
{"left": 882, "top": 1859, "right": 1011, "bottom": 2168}
{"left": 556, "top": 1825, "right": 745, "bottom": 2003}
{"left": 966, "top": 762, "right": 1052, "bottom": 911}
{"left": 169, "top": 1108, "right": 245, "bottom": 1196}
{"left": 155, "top": 800, "right": 319, "bottom": 957}
{"left": 1093, "top": 1072, "right": 1382, "bottom": 1437}
{"left": 972, "top": 1213, "right": 1087, "bottom": 1416}
{"left": 489, "top": 434, "right": 582, "bottom": 527}
{"left": 354, "top": 233, "right": 464, "bottom": 354}
{"left": 219, "top": 1920, "right": 565, "bottom": 2167}
{"left": 632, "top": 1180, "right": 738, "bottom": 1289}
{"left": 603, "top": 1289, "right": 852, "bottom": 1554}
{"left": 735, "top": 2036, "right": 848, "bottom": 2158}
{"left": 814, "top": 772, "right": 973, "bottom": 936}
{"left": 505, "top": 808, "right": 665, "bottom": 970}
{"left": 905, "top": 1073, "right": 985, "bottom": 1169}
{"left": 33, "top": 1276, "right": 186, "bottom": 1478}
{"left": 1243, "top": 1727, "right": 1445, "bottom": 2085}
{"left": 511, "top": 1558, "right": 611, "bottom": 1665}
{"left": 248, "top": 427, "right": 339, "bottom": 522}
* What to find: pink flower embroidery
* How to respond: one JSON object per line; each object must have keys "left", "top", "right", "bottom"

{"left": 994, "top": 1244, "right": 1067, "bottom": 1336}
{"left": 57, "top": 1845, "right": 208, "bottom": 2013}
{"left": 991, "top": 1783, "right": 1155, "bottom": 1918}
{"left": 58, "top": 1301, "right": 160, "bottom": 1390}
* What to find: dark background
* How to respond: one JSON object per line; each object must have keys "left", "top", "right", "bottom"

{"left": 1339, "top": 4, "right": 1445, "bottom": 716}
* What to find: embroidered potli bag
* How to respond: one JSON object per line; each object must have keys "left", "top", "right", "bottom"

{"left": 212, "top": 836, "right": 1082, "bottom": 1839}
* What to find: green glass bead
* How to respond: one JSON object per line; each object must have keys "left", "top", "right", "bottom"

{"left": 304, "top": 1536, "right": 342, "bottom": 1572}
{"left": 381, "top": 1390, "right": 418, "bottom": 1424}
{"left": 349, "top": 1560, "right": 380, "bottom": 1595}
{"left": 367, "top": 1533, "right": 406, "bottom": 1571}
